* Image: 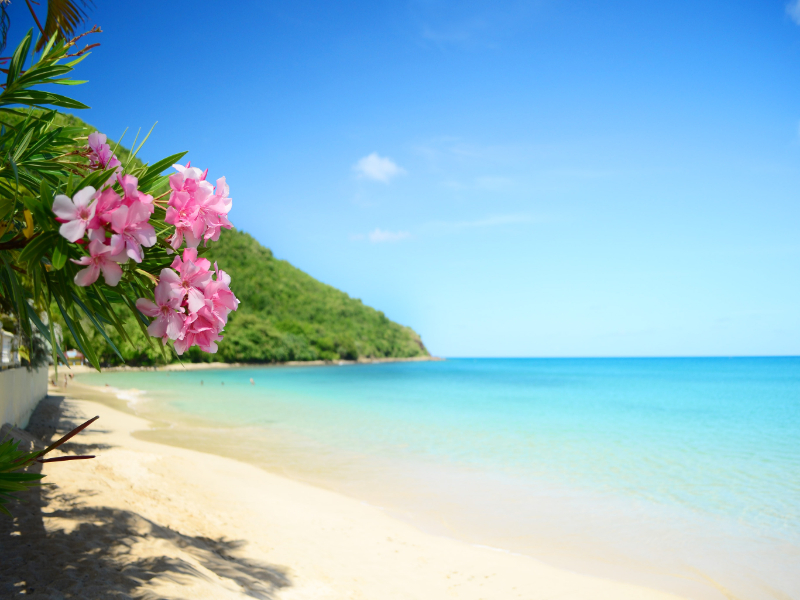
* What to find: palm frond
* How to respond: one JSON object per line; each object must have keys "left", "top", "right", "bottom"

{"left": 33, "top": 0, "right": 93, "bottom": 51}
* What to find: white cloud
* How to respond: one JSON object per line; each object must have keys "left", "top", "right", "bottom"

{"left": 353, "top": 153, "right": 406, "bottom": 183}
{"left": 424, "top": 213, "right": 535, "bottom": 232}
{"left": 368, "top": 228, "right": 412, "bottom": 243}
{"left": 353, "top": 215, "right": 533, "bottom": 243}
{"left": 788, "top": 1, "right": 800, "bottom": 24}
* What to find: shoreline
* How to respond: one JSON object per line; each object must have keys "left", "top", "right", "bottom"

{"left": 1, "top": 387, "right": 688, "bottom": 599}
{"left": 52, "top": 354, "right": 444, "bottom": 375}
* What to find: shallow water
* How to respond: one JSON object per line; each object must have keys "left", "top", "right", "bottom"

{"left": 78, "top": 358, "right": 800, "bottom": 599}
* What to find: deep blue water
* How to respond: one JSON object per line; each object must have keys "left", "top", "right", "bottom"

{"left": 78, "top": 358, "right": 800, "bottom": 599}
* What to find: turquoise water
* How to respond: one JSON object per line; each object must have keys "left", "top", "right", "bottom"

{"left": 78, "top": 358, "right": 800, "bottom": 599}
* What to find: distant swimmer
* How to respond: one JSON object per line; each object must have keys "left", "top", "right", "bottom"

{"left": 250, "top": 378, "right": 254, "bottom": 385}
{"left": 201, "top": 380, "right": 204, "bottom": 386}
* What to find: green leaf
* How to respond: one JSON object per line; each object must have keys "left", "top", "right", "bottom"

{"left": 0, "top": 90, "right": 89, "bottom": 110}
{"left": 76, "top": 167, "right": 117, "bottom": 193}
{"left": 6, "top": 31, "right": 32, "bottom": 88}
{"left": 40, "top": 179, "right": 54, "bottom": 210}
{"left": 18, "top": 231, "right": 58, "bottom": 266}
{"left": 137, "top": 151, "right": 188, "bottom": 191}
{"left": 12, "top": 128, "right": 34, "bottom": 162}
{"left": 125, "top": 122, "right": 157, "bottom": 168}
{"left": 71, "top": 292, "right": 124, "bottom": 361}
{"left": 0, "top": 255, "right": 32, "bottom": 339}
{"left": 50, "top": 79, "right": 88, "bottom": 86}
{"left": 50, "top": 236, "right": 70, "bottom": 270}
{"left": 53, "top": 294, "right": 99, "bottom": 370}
{"left": 0, "top": 196, "right": 12, "bottom": 221}
{"left": 65, "top": 52, "right": 91, "bottom": 68}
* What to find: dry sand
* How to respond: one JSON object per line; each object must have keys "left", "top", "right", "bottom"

{"left": 0, "top": 392, "right": 687, "bottom": 600}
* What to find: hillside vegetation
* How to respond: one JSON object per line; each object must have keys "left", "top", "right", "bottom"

{"left": 39, "top": 111, "right": 428, "bottom": 364}
{"left": 202, "top": 229, "right": 428, "bottom": 363}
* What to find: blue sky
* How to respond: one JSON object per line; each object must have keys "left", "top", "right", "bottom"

{"left": 7, "top": 1, "right": 800, "bottom": 356}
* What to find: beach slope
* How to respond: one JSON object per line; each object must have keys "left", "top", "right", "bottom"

{"left": 0, "top": 394, "right": 686, "bottom": 599}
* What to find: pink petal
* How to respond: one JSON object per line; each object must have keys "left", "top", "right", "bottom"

{"left": 173, "top": 335, "right": 191, "bottom": 355}
{"left": 186, "top": 288, "right": 206, "bottom": 314}
{"left": 168, "top": 230, "right": 184, "bottom": 251}
{"left": 125, "top": 241, "right": 144, "bottom": 263}
{"left": 87, "top": 239, "right": 111, "bottom": 256}
{"left": 183, "top": 228, "right": 200, "bottom": 248}
{"left": 100, "top": 260, "right": 123, "bottom": 286}
{"left": 153, "top": 282, "right": 171, "bottom": 306}
{"left": 52, "top": 195, "right": 79, "bottom": 219}
{"left": 74, "top": 264, "right": 100, "bottom": 286}
{"left": 147, "top": 317, "right": 168, "bottom": 338}
{"left": 159, "top": 268, "right": 181, "bottom": 286}
{"left": 135, "top": 298, "right": 160, "bottom": 317}
{"left": 60, "top": 219, "right": 87, "bottom": 242}
{"left": 110, "top": 205, "right": 129, "bottom": 233}
{"left": 166, "top": 312, "right": 184, "bottom": 340}
{"left": 164, "top": 207, "right": 180, "bottom": 225}
{"left": 127, "top": 201, "right": 151, "bottom": 224}
{"left": 88, "top": 132, "right": 106, "bottom": 150}
{"left": 132, "top": 223, "right": 156, "bottom": 248}
{"left": 72, "top": 187, "right": 96, "bottom": 208}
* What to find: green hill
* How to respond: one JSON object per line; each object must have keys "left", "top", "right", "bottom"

{"left": 32, "top": 111, "right": 429, "bottom": 365}
{"left": 202, "top": 229, "right": 428, "bottom": 363}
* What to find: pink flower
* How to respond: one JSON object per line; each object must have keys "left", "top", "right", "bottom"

{"left": 71, "top": 239, "right": 123, "bottom": 287}
{"left": 197, "top": 177, "right": 233, "bottom": 244}
{"left": 164, "top": 190, "right": 201, "bottom": 250}
{"left": 52, "top": 187, "right": 97, "bottom": 242}
{"left": 136, "top": 282, "right": 185, "bottom": 340}
{"left": 174, "top": 310, "right": 222, "bottom": 355}
{"left": 118, "top": 174, "right": 154, "bottom": 210}
{"left": 202, "top": 263, "right": 239, "bottom": 328}
{"left": 87, "top": 187, "right": 122, "bottom": 230}
{"left": 158, "top": 248, "right": 212, "bottom": 312}
{"left": 172, "top": 259, "right": 238, "bottom": 355}
{"left": 87, "top": 132, "right": 121, "bottom": 172}
{"left": 165, "top": 163, "right": 233, "bottom": 251}
{"left": 109, "top": 201, "right": 157, "bottom": 263}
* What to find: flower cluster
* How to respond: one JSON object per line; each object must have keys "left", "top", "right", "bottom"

{"left": 52, "top": 173, "right": 156, "bottom": 286}
{"left": 136, "top": 248, "right": 239, "bottom": 355}
{"left": 52, "top": 131, "right": 238, "bottom": 355}
{"left": 87, "top": 132, "right": 122, "bottom": 172}
{"left": 165, "top": 163, "right": 232, "bottom": 251}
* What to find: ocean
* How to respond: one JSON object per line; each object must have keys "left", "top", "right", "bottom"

{"left": 77, "top": 357, "right": 800, "bottom": 599}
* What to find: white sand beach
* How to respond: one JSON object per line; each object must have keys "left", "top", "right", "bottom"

{"left": 0, "top": 389, "right": 688, "bottom": 600}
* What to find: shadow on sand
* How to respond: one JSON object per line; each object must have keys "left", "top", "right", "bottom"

{"left": 0, "top": 396, "right": 291, "bottom": 599}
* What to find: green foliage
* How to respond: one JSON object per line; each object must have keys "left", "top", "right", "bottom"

{"left": 0, "top": 437, "right": 44, "bottom": 516}
{"left": 0, "top": 31, "right": 186, "bottom": 371}
{"left": 0, "top": 415, "right": 97, "bottom": 516}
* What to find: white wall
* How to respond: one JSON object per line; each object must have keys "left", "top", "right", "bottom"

{"left": 0, "top": 367, "right": 48, "bottom": 429}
